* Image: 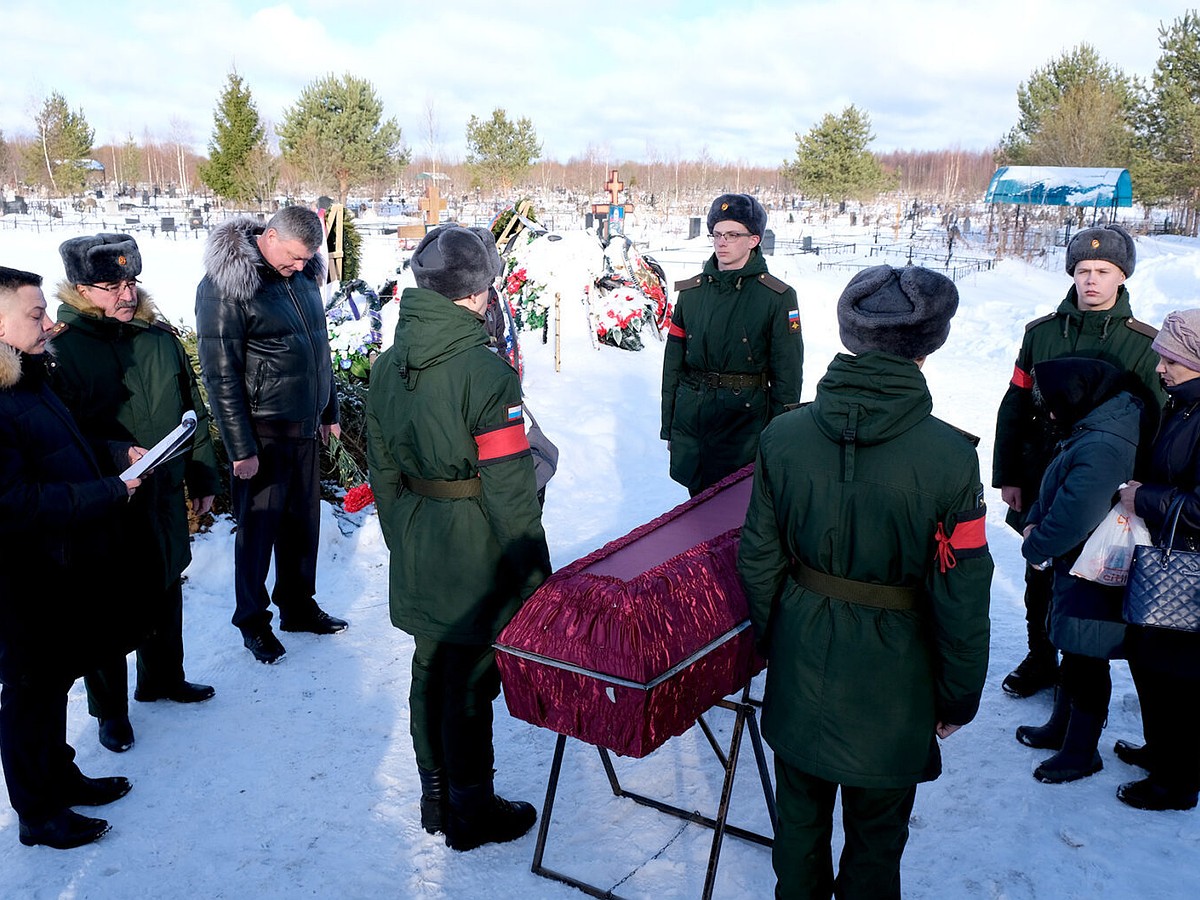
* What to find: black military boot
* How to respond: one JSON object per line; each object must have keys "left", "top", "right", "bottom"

{"left": 1016, "top": 685, "right": 1069, "bottom": 749}
{"left": 418, "top": 767, "right": 447, "bottom": 835}
{"left": 1002, "top": 631, "right": 1058, "bottom": 698}
{"left": 1034, "top": 707, "right": 1104, "bottom": 784}
{"left": 444, "top": 780, "right": 536, "bottom": 851}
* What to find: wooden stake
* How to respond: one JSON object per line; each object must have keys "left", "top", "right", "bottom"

{"left": 554, "top": 292, "right": 561, "bottom": 372}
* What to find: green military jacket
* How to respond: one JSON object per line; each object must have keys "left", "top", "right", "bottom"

{"left": 992, "top": 285, "right": 1163, "bottom": 532}
{"left": 661, "top": 248, "right": 802, "bottom": 494}
{"left": 50, "top": 285, "right": 220, "bottom": 591}
{"left": 366, "top": 287, "right": 551, "bottom": 644}
{"left": 738, "top": 352, "right": 993, "bottom": 788}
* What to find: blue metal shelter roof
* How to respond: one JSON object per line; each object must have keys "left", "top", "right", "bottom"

{"left": 985, "top": 166, "right": 1132, "bottom": 207}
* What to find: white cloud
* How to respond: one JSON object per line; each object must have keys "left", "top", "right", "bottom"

{"left": 0, "top": 0, "right": 1185, "bottom": 167}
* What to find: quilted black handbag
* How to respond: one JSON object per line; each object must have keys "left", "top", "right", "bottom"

{"left": 1123, "top": 496, "right": 1200, "bottom": 632}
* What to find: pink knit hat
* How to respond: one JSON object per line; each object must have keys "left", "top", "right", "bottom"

{"left": 1152, "top": 309, "right": 1200, "bottom": 372}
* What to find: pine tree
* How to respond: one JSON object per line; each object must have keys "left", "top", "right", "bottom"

{"left": 781, "top": 105, "right": 892, "bottom": 203}
{"left": 29, "top": 91, "right": 94, "bottom": 194}
{"left": 464, "top": 109, "right": 542, "bottom": 191}
{"left": 277, "top": 73, "right": 408, "bottom": 206}
{"left": 999, "top": 44, "right": 1135, "bottom": 167}
{"left": 197, "top": 71, "right": 268, "bottom": 205}
{"left": 1133, "top": 11, "right": 1200, "bottom": 234}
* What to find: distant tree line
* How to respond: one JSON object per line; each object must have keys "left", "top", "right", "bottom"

{"left": 1, "top": 11, "right": 1196, "bottom": 235}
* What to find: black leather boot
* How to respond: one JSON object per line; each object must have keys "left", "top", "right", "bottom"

{"left": 418, "top": 767, "right": 447, "bottom": 835}
{"left": 445, "top": 779, "right": 536, "bottom": 851}
{"left": 1016, "top": 685, "right": 1069, "bottom": 749}
{"left": 1034, "top": 707, "right": 1104, "bottom": 784}
{"left": 1002, "top": 627, "right": 1058, "bottom": 698}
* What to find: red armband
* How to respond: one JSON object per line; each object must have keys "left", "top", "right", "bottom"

{"left": 475, "top": 421, "right": 530, "bottom": 466}
{"left": 934, "top": 506, "right": 988, "bottom": 573}
{"left": 1010, "top": 364, "right": 1032, "bottom": 390}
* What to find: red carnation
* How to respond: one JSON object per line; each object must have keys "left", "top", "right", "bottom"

{"left": 343, "top": 484, "right": 375, "bottom": 513}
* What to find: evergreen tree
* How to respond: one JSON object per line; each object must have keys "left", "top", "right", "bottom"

{"left": 277, "top": 73, "right": 408, "bottom": 206}
{"left": 464, "top": 108, "right": 542, "bottom": 190}
{"left": 197, "top": 71, "right": 268, "bottom": 205}
{"left": 1133, "top": 11, "right": 1200, "bottom": 234}
{"left": 999, "top": 44, "right": 1135, "bottom": 166}
{"left": 28, "top": 91, "right": 94, "bottom": 194}
{"left": 781, "top": 105, "right": 891, "bottom": 203}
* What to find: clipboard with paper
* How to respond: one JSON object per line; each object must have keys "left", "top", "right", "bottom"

{"left": 120, "top": 411, "right": 198, "bottom": 480}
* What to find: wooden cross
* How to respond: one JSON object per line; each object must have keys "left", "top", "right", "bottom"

{"left": 605, "top": 170, "right": 624, "bottom": 205}
{"left": 591, "top": 168, "right": 633, "bottom": 217}
{"left": 418, "top": 182, "right": 448, "bottom": 225}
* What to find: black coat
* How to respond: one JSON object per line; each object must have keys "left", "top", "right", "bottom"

{"left": 1129, "top": 376, "right": 1200, "bottom": 676}
{"left": 0, "top": 345, "right": 142, "bottom": 683}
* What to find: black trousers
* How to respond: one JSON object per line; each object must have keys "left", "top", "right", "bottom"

{"left": 84, "top": 578, "right": 187, "bottom": 719}
{"left": 409, "top": 637, "right": 500, "bottom": 785}
{"left": 231, "top": 435, "right": 321, "bottom": 635}
{"left": 1024, "top": 562, "right": 1055, "bottom": 653}
{"left": 1059, "top": 651, "right": 1112, "bottom": 717}
{"left": 0, "top": 673, "right": 81, "bottom": 822}
{"left": 772, "top": 758, "right": 917, "bottom": 900}
{"left": 1129, "top": 662, "right": 1200, "bottom": 794}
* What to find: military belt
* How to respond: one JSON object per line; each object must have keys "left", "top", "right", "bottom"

{"left": 790, "top": 560, "right": 920, "bottom": 610}
{"left": 697, "top": 371, "right": 769, "bottom": 390}
{"left": 401, "top": 473, "right": 482, "bottom": 499}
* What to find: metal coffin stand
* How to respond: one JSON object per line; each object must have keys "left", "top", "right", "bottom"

{"left": 530, "top": 683, "right": 776, "bottom": 900}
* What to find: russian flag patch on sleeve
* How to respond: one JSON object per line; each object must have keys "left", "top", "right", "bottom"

{"left": 506, "top": 403, "right": 524, "bottom": 423}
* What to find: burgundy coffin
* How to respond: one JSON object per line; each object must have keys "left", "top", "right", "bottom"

{"left": 495, "top": 465, "right": 763, "bottom": 758}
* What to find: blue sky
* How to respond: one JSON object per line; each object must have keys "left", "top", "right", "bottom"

{"left": 2, "top": 0, "right": 1188, "bottom": 167}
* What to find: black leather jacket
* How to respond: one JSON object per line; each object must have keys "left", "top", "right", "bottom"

{"left": 195, "top": 217, "right": 338, "bottom": 461}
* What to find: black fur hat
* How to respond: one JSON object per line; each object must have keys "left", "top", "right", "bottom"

{"left": 707, "top": 193, "right": 767, "bottom": 239}
{"left": 1065, "top": 224, "right": 1135, "bottom": 277}
{"left": 838, "top": 265, "right": 959, "bottom": 359}
{"left": 59, "top": 233, "right": 142, "bottom": 286}
{"left": 410, "top": 225, "right": 500, "bottom": 300}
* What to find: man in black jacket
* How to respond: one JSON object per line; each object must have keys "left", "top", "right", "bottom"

{"left": 195, "top": 207, "right": 345, "bottom": 664}
{"left": 0, "top": 266, "right": 137, "bottom": 849}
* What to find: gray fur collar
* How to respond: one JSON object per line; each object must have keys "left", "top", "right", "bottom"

{"left": 203, "top": 215, "right": 326, "bottom": 303}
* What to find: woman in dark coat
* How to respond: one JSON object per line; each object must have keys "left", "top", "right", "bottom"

{"left": 1017, "top": 357, "right": 1141, "bottom": 784}
{"left": 1116, "top": 310, "right": 1200, "bottom": 811}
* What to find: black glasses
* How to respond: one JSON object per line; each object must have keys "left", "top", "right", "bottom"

{"left": 84, "top": 279, "right": 139, "bottom": 294}
{"left": 709, "top": 232, "right": 752, "bottom": 243}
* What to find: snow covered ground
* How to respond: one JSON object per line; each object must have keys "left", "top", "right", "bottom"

{"left": 1, "top": 210, "right": 1199, "bottom": 898}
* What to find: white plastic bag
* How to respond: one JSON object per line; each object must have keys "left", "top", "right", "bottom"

{"left": 1069, "top": 503, "right": 1152, "bottom": 586}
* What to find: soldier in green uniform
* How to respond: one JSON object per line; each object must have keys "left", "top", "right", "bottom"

{"left": 366, "top": 225, "right": 551, "bottom": 852}
{"left": 661, "top": 193, "right": 802, "bottom": 496}
{"left": 739, "top": 265, "right": 992, "bottom": 899}
{"left": 993, "top": 224, "right": 1163, "bottom": 699}
{"left": 51, "top": 234, "right": 220, "bottom": 755}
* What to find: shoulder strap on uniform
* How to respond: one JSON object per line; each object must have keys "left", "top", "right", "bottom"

{"left": 756, "top": 272, "right": 790, "bottom": 294}
{"left": 1023, "top": 312, "right": 1057, "bottom": 332}
{"left": 151, "top": 319, "right": 181, "bottom": 337}
{"left": 674, "top": 274, "right": 703, "bottom": 292}
{"left": 1124, "top": 317, "right": 1158, "bottom": 340}
{"left": 944, "top": 421, "right": 981, "bottom": 447}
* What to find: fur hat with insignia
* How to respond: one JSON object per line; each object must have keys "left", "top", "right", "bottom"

{"left": 410, "top": 225, "right": 501, "bottom": 301}
{"left": 1065, "top": 224, "right": 1135, "bottom": 277}
{"left": 707, "top": 193, "right": 767, "bottom": 239}
{"left": 837, "top": 265, "right": 959, "bottom": 359}
{"left": 59, "top": 233, "right": 142, "bottom": 286}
